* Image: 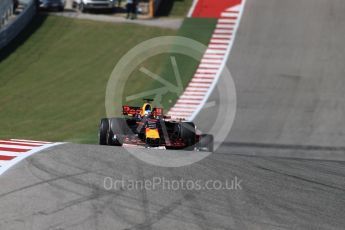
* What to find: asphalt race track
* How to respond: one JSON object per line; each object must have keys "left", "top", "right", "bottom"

{"left": 1, "top": 0, "right": 345, "bottom": 229}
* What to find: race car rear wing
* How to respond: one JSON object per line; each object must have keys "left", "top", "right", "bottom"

{"left": 122, "top": 106, "right": 163, "bottom": 117}
{"left": 122, "top": 106, "right": 141, "bottom": 116}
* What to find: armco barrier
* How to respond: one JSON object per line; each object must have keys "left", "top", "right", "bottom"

{"left": 0, "top": 0, "right": 13, "bottom": 28}
{"left": 0, "top": 0, "right": 36, "bottom": 50}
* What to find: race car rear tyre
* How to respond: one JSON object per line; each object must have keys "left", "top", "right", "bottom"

{"left": 197, "top": 134, "right": 214, "bottom": 152}
{"left": 180, "top": 122, "right": 196, "bottom": 151}
{"left": 99, "top": 118, "right": 109, "bottom": 145}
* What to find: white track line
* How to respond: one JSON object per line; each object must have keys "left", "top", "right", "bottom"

{"left": 187, "top": 0, "right": 199, "bottom": 17}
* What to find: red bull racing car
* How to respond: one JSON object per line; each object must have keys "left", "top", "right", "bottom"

{"left": 98, "top": 99, "right": 214, "bottom": 152}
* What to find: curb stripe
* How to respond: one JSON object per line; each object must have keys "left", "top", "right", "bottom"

{"left": 225, "top": 10, "right": 239, "bottom": 13}
{"left": 0, "top": 144, "right": 33, "bottom": 150}
{"left": 214, "top": 29, "right": 234, "bottom": 33}
{"left": 205, "top": 49, "right": 227, "bottom": 54}
{"left": 192, "top": 79, "right": 214, "bottom": 83}
{"left": 175, "top": 102, "right": 200, "bottom": 105}
{"left": 0, "top": 140, "right": 64, "bottom": 175}
{"left": 180, "top": 95, "right": 206, "bottom": 99}
{"left": 168, "top": 1, "right": 246, "bottom": 120}
{"left": 0, "top": 147, "right": 29, "bottom": 153}
{"left": 10, "top": 139, "right": 52, "bottom": 144}
{"left": 209, "top": 44, "right": 229, "bottom": 49}
{"left": 174, "top": 103, "right": 199, "bottom": 107}
{"left": 210, "top": 39, "right": 230, "bottom": 44}
{"left": 199, "top": 63, "right": 221, "bottom": 68}
{"left": 216, "top": 24, "right": 235, "bottom": 28}
{"left": 212, "top": 34, "right": 232, "bottom": 38}
{"left": 201, "top": 59, "right": 222, "bottom": 64}
{"left": 0, "top": 141, "right": 43, "bottom": 147}
{"left": 202, "top": 55, "right": 225, "bottom": 59}
{"left": 219, "top": 19, "right": 236, "bottom": 23}
{"left": 0, "top": 155, "right": 16, "bottom": 161}
{"left": 185, "top": 86, "right": 209, "bottom": 90}
{"left": 171, "top": 108, "right": 198, "bottom": 112}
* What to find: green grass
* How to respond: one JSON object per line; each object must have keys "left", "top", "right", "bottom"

{"left": 123, "top": 18, "right": 217, "bottom": 109}
{"left": 169, "top": 0, "right": 194, "bottom": 17}
{"left": 0, "top": 16, "right": 216, "bottom": 143}
{"left": 0, "top": 15, "right": 176, "bottom": 143}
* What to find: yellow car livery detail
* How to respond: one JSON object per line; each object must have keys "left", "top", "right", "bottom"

{"left": 146, "top": 128, "right": 160, "bottom": 139}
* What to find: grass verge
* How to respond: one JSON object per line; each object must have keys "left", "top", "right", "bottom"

{"left": 0, "top": 15, "right": 216, "bottom": 143}
{"left": 123, "top": 18, "right": 217, "bottom": 110}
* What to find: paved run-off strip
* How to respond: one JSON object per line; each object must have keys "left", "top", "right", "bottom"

{"left": 0, "top": 139, "right": 63, "bottom": 175}
{"left": 167, "top": 0, "right": 247, "bottom": 121}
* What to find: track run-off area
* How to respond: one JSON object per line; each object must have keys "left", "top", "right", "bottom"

{"left": 1, "top": 0, "right": 345, "bottom": 229}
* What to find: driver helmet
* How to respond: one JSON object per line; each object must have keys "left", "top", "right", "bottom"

{"left": 144, "top": 104, "right": 152, "bottom": 115}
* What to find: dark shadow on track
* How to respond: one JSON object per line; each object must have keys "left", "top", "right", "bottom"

{"left": 155, "top": 0, "right": 184, "bottom": 16}
{"left": 0, "top": 14, "right": 47, "bottom": 63}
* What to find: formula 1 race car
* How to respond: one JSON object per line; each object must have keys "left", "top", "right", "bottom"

{"left": 98, "top": 99, "right": 214, "bottom": 152}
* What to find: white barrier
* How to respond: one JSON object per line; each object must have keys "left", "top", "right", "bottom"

{"left": 0, "top": 0, "right": 36, "bottom": 50}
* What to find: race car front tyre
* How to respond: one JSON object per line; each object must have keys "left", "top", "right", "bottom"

{"left": 99, "top": 118, "right": 109, "bottom": 145}
{"left": 108, "top": 118, "right": 131, "bottom": 146}
{"left": 109, "top": 118, "right": 130, "bottom": 135}
{"left": 197, "top": 134, "right": 214, "bottom": 152}
{"left": 180, "top": 122, "right": 196, "bottom": 151}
